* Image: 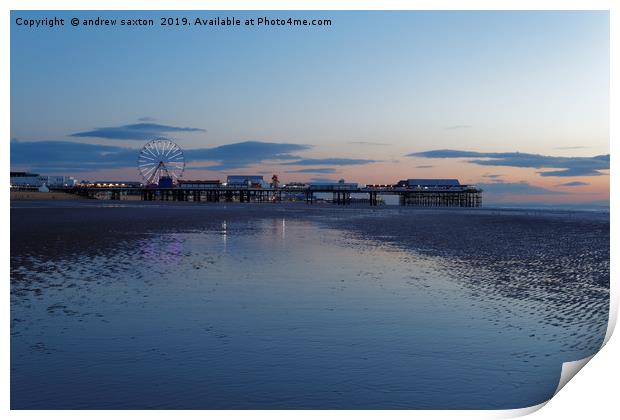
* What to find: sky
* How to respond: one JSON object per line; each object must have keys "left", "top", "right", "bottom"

{"left": 10, "top": 10, "right": 609, "bottom": 206}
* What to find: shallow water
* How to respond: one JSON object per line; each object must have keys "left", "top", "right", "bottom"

{"left": 10, "top": 205, "right": 609, "bottom": 409}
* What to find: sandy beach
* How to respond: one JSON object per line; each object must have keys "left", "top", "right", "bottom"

{"left": 10, "top": 201, "right": 610, "bottom": 409}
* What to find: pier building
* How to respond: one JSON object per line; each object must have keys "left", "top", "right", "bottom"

{"left": 226, "top": 175, "right": 269, "bottom": 188}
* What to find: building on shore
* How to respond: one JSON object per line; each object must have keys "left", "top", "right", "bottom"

{"left": 10, "top": 172, "right": 41, "bottom": 188}
{"left": 10, "top": 172, "right": 78, "bottom": 189}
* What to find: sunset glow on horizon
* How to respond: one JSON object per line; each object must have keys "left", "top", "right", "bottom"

{"left": 10, "top": 10, "right": 609, "bottom": 206}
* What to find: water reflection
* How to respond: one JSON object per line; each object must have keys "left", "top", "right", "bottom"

{"left": 138, "top": 233, "right": 184, "bottom": 265}
{"left": 221, "top": 221, "right": 227, "bottom": 249}
{"left": 10, "top": 215, "right": 609, "bottom": 409}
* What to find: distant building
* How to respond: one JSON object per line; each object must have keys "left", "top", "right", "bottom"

{"left": 226, "top": 175, "right": 269, "bottom": 188}
{"left": 10, "top": 172, "right": 42, "bottom": 188}
{"left": 308, "top": 179, "right": 358, "bottom": 190}
{"left": 178, "top": 180, "right": 221, "bottom": 189}
{"left": 10, "top": 172, "right": 77, "bottom": 188}
{"left": 396, "top": 179, "right": 461, "bottom": 188}
{"left": 45, "top": 175, "right": 78, "bottom": 188}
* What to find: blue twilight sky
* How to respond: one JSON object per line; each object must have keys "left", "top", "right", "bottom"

{"left": 10, "top": 10, "right": 609, "bottom": 205}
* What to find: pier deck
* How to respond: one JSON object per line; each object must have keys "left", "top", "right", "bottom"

{"left": 65, "top": 185, "right": 482, "bottom": 207}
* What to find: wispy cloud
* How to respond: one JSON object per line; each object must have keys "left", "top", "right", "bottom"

{"left": 408, "top": 149, "right": 609, "bottom": 177}
{"left": 482, "top": 174, "right": 503, "bottom": 179}
{"left": 188, "top": 141, "right": 310, "bottom": 171}
{"left": 70, "top": 122, "right": 206, "bottom": 141}
{"left": 416, "top": 165, "right": 434, "bottom": 169}
{"left": 554, "top": 146, "right": 587, "bottom": 150}
{"left": 479, "top": 181, "right": 566, "bottom": 196}
{"left": 10, "top": 140, "right": 138, "bottom": 172}
{"left": 284, "top": 158, "right": 378, "bottom": 166}
{"left": 556, "top": 181, "right": 589, "bottom": 187}
{"left": 409, "top": 150, "right": 485, "bottom": 158}
{"left": 346, "top": 141, "right": 391, "bottom": 146}
{"left": 287, "top": 168, "right": 337, "bottom": 174}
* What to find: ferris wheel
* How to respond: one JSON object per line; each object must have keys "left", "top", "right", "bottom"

{"left": 137, "top": 139, "right": 185, "bottom": 185}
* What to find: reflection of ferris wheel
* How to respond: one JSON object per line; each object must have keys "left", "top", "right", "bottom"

{"left": 137, "top": 139, "right": 185, "bottom": 185}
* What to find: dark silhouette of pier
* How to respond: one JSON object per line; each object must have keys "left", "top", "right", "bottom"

{"left": 66, "top": 184, "right": 482, "bottom": 207}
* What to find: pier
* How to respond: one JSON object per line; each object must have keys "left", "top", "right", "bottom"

{"left": 11, "top": 171, "right": 482, "bottom": 208}
{"left": 66, "top": 183, "right": 482, "bottom": 207}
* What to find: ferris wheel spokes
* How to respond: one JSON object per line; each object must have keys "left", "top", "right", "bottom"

{"left": 137, "top": 139, "right": 185, "bottom": 186}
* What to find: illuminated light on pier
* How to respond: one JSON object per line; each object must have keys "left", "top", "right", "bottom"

{"left": 64, "top": 177, "right": 482, "bottom": 207}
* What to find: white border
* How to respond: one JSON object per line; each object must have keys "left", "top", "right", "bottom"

{"left": 2, "top": 1, "right": 617, "bottom": 419}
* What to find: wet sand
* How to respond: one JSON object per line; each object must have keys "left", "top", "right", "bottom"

{"left": 10, "top": 201, "right": 610, "bottom": 409}
{"left": 11, "top": 201, "right": 610, "bottom": 281}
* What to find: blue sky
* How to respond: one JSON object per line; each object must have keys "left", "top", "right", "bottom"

{"left": 10, "top": 10, "right": 609, "bottom": 204}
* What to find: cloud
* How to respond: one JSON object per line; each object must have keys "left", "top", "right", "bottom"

{"left": 287, "top": 168, "right": 337, "bottom": 174}
{"left": 70, "top": 122, "right": 205, "bottom": 140}
{"left": 408, "top": 149, "right": 609, "bottom": 177}
{"left": 12, "top": 139, "right": 380, "bottom": 175}
{"left": 410, "top": 150, "right": 486, "bottom": 158}
{"left": 10, "top": 139, "right": 309, "bottom": 174}
{"left": 556, "top": 181, "right": 589, "bottom": 187}
{"left": 537, "top": 164, "right": 608, "bottom": 177}
{"left": 482, "top": 174, "right": 503, "bottom": 179}
{"left": 11, "top": 140, "right": 138, "bottom": 172}
{"left": 346, "top": 141, "right": 391, "bottom": 146}
{"left": 554, "top": 146, "right": 587, "bottom": 150}
{"left": 187, "top": 141, "right": 310, "bottom": 170}
{"left": 17, "top": 112, "right": 385, "bottom": 175}
{"left": 416, "top": 165, "right": 434, "bottom": 169}
{"left": 284, "top": 158, "right": 378, "bottom": 166}
{"left": 445, "top": 125, "right": 472, "bottom": 130}
{"left": 478, "top": 181, "right": 566, "bottom": 196}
